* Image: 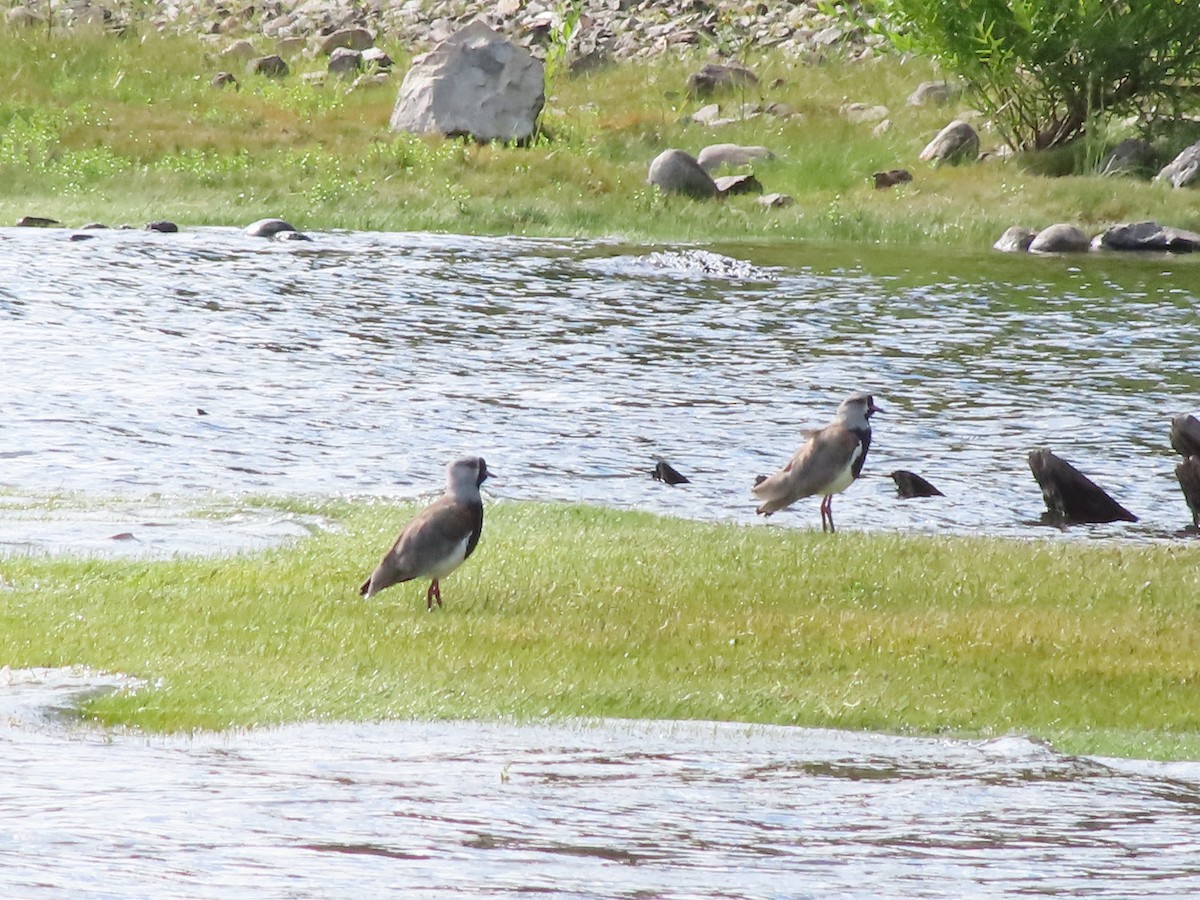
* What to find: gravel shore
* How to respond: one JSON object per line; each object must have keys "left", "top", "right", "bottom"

{"left": 18, "top": 0, "right": 880, "bottom": 64}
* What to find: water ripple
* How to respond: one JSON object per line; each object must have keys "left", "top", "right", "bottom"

{"left": 1, "top": 669, "right": 1198, "bottom": 897}
{"left": 1, "top": 227, "right": 1198, "bottom": 542}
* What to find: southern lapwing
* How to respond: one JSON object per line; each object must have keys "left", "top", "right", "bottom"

{"left": 359, "top": 456, "right": 489, "bottom": 609}
{"left": 753, "top": 393, "right": 880, "bottom": 532}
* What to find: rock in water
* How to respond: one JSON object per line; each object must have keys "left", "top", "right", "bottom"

{"left": 389, "top": 21, "right": 544, "bottom": 143}
{"left": 1176, "top": 457, "right": 1200, "bottom": 528}
{"left": 1169, "top": 414, "right": 1200, "bottom": 458}
{"left": 651, "top": 460, "right": 690, "bottom": 485}
{"left": 889, "top": 470, "right": 943, "bottom": 499}
{"left": 244, "top": 218, "right": 297, "bottom": 238}
{"left": 1027, "top": 448, "right": 1137, "bottom": 524}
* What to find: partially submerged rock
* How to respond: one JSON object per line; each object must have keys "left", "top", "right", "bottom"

{"left": 1028, "top": 448, "right": 1138, "bottom": 524}
{"left": 647, "top": 149, "right": 718, "bottom": 199}
{"left": 889, "top": 470, "right": 944, "bottom": 499}
{"left": 1028, "top": 223, "right": 1089, "bottom": 254}
{"left": 16, "top": 215, "right": 60, "bottom": 227}
{"left": 1176, "top": 457, "right": 1200, "bottom": 528}
{"left": 389, "top": 21, "right": 544, "bottom": 144}
{"left": 244, "top": 217, "right": 298, "bottom": 238}
{"left": 1092, "top": 221, "right": 1200, "bottom": 253}
{"left": 651, "top": 460, "right": 690, "bottom": 486}
{"left": 993, "top": 225, "right": 1037, "bottom": 252}
{"left": 1170, "top": 414, "right": 1200, "bottom": 458}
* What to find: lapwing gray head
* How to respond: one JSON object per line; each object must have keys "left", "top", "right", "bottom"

{"left": 752, "top": 392, "right": 881, "bottom": 532}
{"left": 359, "top": 455, "right": 489, "bottom": 609}
{"left": 447, "top": 455, "right": 490, "bottom": 499}
{"left": 835, "top": 392, "right": 881, "bottom": 429}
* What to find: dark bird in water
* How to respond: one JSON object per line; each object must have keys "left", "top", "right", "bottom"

{"left": 752, "top": 392, "right": 881, "bottom": 532}
{"left": 889, "top": 469, "right": 944, "bottom": 499}
{"left": 359, "top": 456, "right": 489, "bottom": 609}
{"left": 651, "top": 459, "right": 690, "bottom": 485}
{"left": 1027, "top": 448, "right": 1137, "bottom": 525}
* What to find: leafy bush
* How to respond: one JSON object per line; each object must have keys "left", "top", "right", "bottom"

{"left": 861, "top": 0, "right": 1200, "bottom": 150}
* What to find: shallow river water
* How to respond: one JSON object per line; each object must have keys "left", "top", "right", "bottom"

{"left": 2, "top": 225, "right": 1198, "bottom": 545}
{"left": 1, "top": 228, "right": 1199, "bottom": 896}
{"left": 3, "top": 668, "right": 1200, "bottom": 898}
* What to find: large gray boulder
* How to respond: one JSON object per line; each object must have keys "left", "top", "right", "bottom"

{"left": 389, "top": 21, "right": 544, "bottom": 143}
{"left": 647, "top": 149, "right": 718, "bottom": 199}
{"left": 1092, "top": 221, "right": 1200, "bottom": 253}
{"left": 919, "top": 120, "right": 980, "bottom": 164}
{"left": 1028, "top": 223, "right": 1089, "bottom": 254}
{"left": 1155, "top": 141, "right": 1200, "bottom": 188}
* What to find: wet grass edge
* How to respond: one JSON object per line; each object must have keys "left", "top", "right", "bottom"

{"left": 1, "top": 497, "right": 1197, "bottom": 761}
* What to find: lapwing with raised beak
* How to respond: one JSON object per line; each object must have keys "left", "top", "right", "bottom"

{"left": 359, "top": 456, "right": 489, "bottom": 609}
{"left": 753, "top": 393, "right": 881, "bottom": 532}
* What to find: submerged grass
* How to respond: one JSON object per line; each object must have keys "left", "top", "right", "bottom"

{"left": 2, "top": 25, "right": 1198, "bottom": 243}
{"left": 0, "top": 499, "right": 1197, "bottom": 760}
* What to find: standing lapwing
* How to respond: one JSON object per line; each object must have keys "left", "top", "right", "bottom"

{"left": 359, "top": 456, "right": 489, "bottom": 609}
{"left": 753, "top": 393, "right": 881, "bottom": 532}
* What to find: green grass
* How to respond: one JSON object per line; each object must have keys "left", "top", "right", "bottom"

{"left": 1, "top": 499, "right": 1197, "bottom": 760}
{"left": 1, "top": 25, "right": 1198, "bottom": 243}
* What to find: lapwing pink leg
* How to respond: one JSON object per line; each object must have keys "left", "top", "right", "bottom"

{"left": 820, "top": 495, "right": 836, "bottom": 533}
{"left": 426, "top": 579, "right": 443, "bottom": 610}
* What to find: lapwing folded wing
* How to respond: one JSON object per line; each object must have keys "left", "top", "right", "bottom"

{"left": 753, "top": 393, "right": 880, "bottom": 532}
{"left": 359, "top": 456, "right": 489, "bottom": 609}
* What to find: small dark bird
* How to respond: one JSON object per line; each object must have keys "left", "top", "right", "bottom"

{"left": 1027, "top": 448, "right": 1137, "bottom": 524}
{"left": 1170, "top": 414, "right": 1200, "bottom": 458}
{"left": 753, "top": 392, "right": 881, "bottom": 532}
{"left": 889, "top": 470, "right": 944, "bottom": 499}
{"left": 651, "top": 459, "right": 690, "bottom": 485}
{"left": 359, "top": 456, "right": 489, "bottom": 609}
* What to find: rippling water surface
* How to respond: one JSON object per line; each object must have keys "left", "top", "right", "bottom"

{"left": 2, "top": 669, "right": 1199, "bottom": 898}
{"left": 2, "top": 231, "right": 1200, "bottom": 895}
{"left": 3, "top": 225, "right": 1198, "bottom": 540}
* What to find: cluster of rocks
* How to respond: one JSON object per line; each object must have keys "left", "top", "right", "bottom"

{"left": 994, "top": 220, "right": 1200, "bottom": 255}
{"left": 15, "top": 214, "right": 313, "bottom": 242}
{"left": 14, "top": 0, "right": 878, "bottom": 61}
{"left": 6, "top": 0, "right": 879, "bottom": 74}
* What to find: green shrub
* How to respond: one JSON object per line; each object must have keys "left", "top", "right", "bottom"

{"left": 861, "top": 0, "right": 1200, "bottom": 151}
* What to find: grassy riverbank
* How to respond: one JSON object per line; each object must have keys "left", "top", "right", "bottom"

{"left": 3, "top": 25, "right": 1199, "bottom": 245}
{"left": 1, "top": 499, "right": 1197, "bottom": 760}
